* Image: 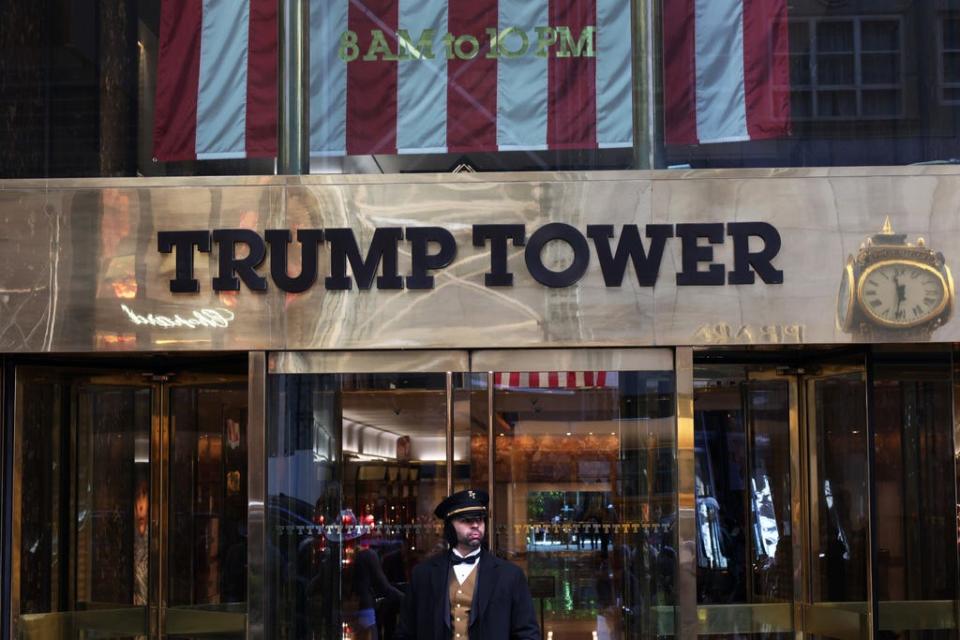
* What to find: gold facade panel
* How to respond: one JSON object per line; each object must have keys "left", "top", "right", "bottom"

{"left": 2, "top": 169, "right": 960, "bottom": 352}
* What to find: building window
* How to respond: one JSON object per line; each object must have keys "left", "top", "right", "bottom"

{"left": 789, "top": 17, "right": 903, "bottom": 120}
{"left": 940, "top": 15, "right": 960, "bottom": 104}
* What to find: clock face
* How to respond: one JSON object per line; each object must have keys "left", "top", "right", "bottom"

{"left": 857, "top": 260, "right": 948, "bottom": 328}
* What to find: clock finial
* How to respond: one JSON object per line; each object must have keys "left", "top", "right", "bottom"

{"left": 871, "top": 217, "right": 906, "bottom": 245}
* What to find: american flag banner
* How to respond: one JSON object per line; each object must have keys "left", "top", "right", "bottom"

{"left": 494, "top": 371, "right": 618, "bottom": 389}
{"left": 663, "top": 0, "right": 790, "bottom": 145}
{"left": 153, "top": 0, "right": 278, "bottom": 161}
{"left": 310, "top": 0, "right": 633, "bottom": 156}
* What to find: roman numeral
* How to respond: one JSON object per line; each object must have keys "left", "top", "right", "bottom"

{"left": 869, "top": 299, "right": 882, "bottom": 308}
{"left": 913, "top": 305, "right": 923, "bottom": 317}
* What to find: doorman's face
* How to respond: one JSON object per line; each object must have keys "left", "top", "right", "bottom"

{"left": 451, "top": 515, "right": 485, "bottom": 550}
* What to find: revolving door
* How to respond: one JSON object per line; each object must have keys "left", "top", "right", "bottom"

{"left": 692, "top": 349, "right": 959, "bottom": 640}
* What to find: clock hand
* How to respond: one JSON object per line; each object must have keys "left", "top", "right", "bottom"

{"left": 893, "top": 276, "right": 907, "bottom": 310}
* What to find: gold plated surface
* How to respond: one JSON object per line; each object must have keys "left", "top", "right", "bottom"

{"left": 247, "top": 353, "right": 267, "bottom": 640}
{"left": 674, "top": 347, "right": 696, "bottom": 640}
{"left": 470, "top": 348, "right": 672, "bottom": 372}
{"left": 271, "top": 350, "right": 469, "bottom": 373}
{"left": 3, "top": 168, "right": 960, "bottom": 352}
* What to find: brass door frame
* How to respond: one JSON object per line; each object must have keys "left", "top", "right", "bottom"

{"left": 11, "top": 369, "right": 155, "bottom": 639}
{"left": 744, "top": 367, "right": 806, "bottom": 635}
{"left": 9, "top": 366, "right": 246, "bottom": 640}
{"left": 247, "top": 352, "right": 267, "bottom": 640}
{"left": 688, "top": 359, "right": 870, "bottom": 640}
{"left": 155, "top": 372, "right": 248, "bottom": 638}
{"left": 800, "top": 363, "right": 872, "bottom": 640}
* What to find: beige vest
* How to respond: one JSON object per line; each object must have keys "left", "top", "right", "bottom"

{"left": 449, "top": 565, "right": 478, "bottom": 639}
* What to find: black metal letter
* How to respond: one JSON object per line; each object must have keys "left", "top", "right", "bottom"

{"left": 211, "top": 229, "right": 268, "bottom": 292}
{"left": 158, "top": 230, "right": 211, "bottom": 293}
{"left": 406, "top": 227, "right": 457, "bottom": 289}
{"left": 324, "top": 228, "right": 404, "bottom": 290}
{"left": 587, "top": 224, "right": 673, "bottom": 287}
{"left": 675, "top": 223, "right": 725, "bottom": 286}
{"left": 266, "top": 229, "right": 325, "bottom": 293}
{"left": 727, "top": 222, "right": 783, "bottom": 284}
{"left": 524, "top": 223, "right": 590, "bottom": 288}
{"left": 472, "top": 224, "right": 526, "bottom": 286}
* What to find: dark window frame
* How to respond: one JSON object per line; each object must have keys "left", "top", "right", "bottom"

{"left": 938, "top": 13, "right": 960, "bottom": 105}
{"left": 788, "top": 15, "right": 905, "bottom": 121}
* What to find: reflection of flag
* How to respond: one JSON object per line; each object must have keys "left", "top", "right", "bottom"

{"left": 153, "top": 0, "right": 277, "bottom": 161}
{"left": 310, "top": 0, "right": 633, "bottom": 156}
{"left": 493, "top": 371, "right": 618, "bottom": 388}
{"left": 663, "top": 0, "right": 789, "bottom": 145}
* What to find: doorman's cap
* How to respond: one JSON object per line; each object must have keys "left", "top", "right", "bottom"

{"left": 434, "top": 489, "right": 489, "bottom": 520}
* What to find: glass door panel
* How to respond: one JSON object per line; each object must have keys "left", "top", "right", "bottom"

{"left": 14, "top": 370, "right": 152, "bottom": 639}
{"left": 806, "top": 367, "right": 868, "bottom": 640}
{"left": 874, "top": 352, "right": 956, "bottom": 638}
{"left": 165, "top": 377, "right": 248, "bottom": 638}
{"left": 12, "top": 367, "right": 248, "bottom": 640}
{"left": 266, "top": 368, "right": 456, "bottom": 640}
{"left": 692, "top": 366, "right": 794, "bottom": 637}
{"left": 477, "top": 362, "right": 676, "bottom": 640}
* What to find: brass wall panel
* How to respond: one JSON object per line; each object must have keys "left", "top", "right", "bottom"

{"left": 675, "top": 347, "right": 696, "bottom": 640}
{"left": 270, "top": 350, "right": 469, "bottom": 373}
{"left": 470, "top": 347, "right": 673, "bottom": 372}
{"left": 3, "top": 168, "right": 960, "bottom": 352}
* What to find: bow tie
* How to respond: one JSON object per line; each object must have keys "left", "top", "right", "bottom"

{"left": 451, "top": 553, "right": 479, "bottom": 566}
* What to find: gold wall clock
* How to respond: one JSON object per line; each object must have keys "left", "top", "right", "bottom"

{"left": 838, "top": 218, "right": 954, "bottom": 340}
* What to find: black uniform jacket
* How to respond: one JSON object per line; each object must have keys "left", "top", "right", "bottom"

{"left": 396, "top": 549, "right": 540, "bottom": 640}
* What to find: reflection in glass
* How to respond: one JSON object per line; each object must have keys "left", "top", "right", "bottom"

{"left": 15, "top": 371, "right": 151, "bottom": 638}
{"left": 484, "top": 370, "right": 675, "bottom": 639}
{"left": 0, "top": 1, "right": 275, "bottom": 179}
{"left": 267, "top": 373, "right": 449, "bottom": 640}
{"left": 662, "top": 5, "right": 953, "bottom": 169}
{"left": 167, "top": 382, "right": 249, "bottom": 638}
{"left": 875, "top": 356, "right": 956, "bottom": 639}
{"left": 693, "top": 369, "right": 793, "bottom": 610}
{"left": 809, "top": 373, "right": 867, "bottom": 604}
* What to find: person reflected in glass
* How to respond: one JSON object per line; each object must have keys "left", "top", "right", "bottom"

{"left": 355, "top": 522, "right": 404, "bottom": 639}
{"left": 397, "top": 489, "right": 540, "bottom": 640}
{"left": 329, "top": 509, "right": 404, "bottom": 640}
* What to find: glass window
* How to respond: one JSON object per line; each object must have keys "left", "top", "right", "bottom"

{"left": 0, "top": 1, "right": 276, "bottom": 179}
{"left": 483, "top": 368, "right": 676, "bottom": 638}
{"left": 661, "top": 4, "right": 960, "bottom": 169}
{"left": 307, "top": 0, "right": 641, "bottom": 174}
{"left": 10, "top": 2, "right": 960, "bottom": 177}
{"left": 940, "top": 15, "right": 960, "bottom": 103}
{"left": 266, "top": 372, "right": 452, "bottom": 640}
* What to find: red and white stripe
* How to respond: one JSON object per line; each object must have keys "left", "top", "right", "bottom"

{"left": 153, "top": 0, "right": 277, "bottom": 161}
{"left": 493, "top": 371, "right": 618, "bottom": 388}
{"left": 663, "top": 0, "right": 789, "bottom": 145}
{"left": 310, "top": 0, "right": 633, "bottom": 156}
